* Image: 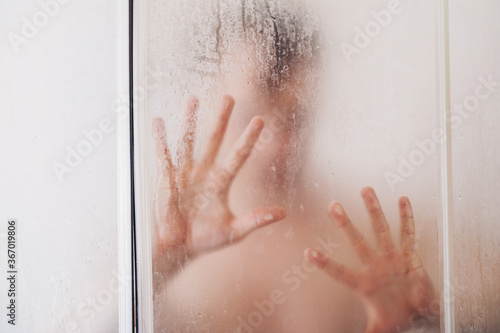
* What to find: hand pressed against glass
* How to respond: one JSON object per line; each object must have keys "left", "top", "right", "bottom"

{"left": 305, "top": 187, "right": 437, "bottom": 333}
{"left": 152, "top": 95, "right": 286, "bottom": 288}
{"left": 152, "top": 3, "right": 437, "bottom": 332}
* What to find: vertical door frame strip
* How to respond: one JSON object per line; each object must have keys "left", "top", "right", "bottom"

{"left": 438, "top": 0, "right": 455, "bottom": 332}
{"left": 132, "top": 0, "right": 154, "bottom": 331}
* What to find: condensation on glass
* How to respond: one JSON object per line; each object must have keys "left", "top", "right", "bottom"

{"left": 138, "top": 0, "right": 500, "bottom": 332}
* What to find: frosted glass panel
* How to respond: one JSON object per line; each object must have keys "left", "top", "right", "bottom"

{"left": 140, "top": 1, "right": 444, "bottom": 332}
{"left": 449, "top": 1, "right": 500, "bottom": 332}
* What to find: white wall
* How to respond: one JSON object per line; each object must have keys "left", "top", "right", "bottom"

{"left": 0, "top": 1, "right": 119, "bottom": 332}
{"left": 450, "top": 1, "right": 500, "bottom": 331}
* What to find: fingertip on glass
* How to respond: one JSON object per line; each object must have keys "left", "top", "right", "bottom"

{"left": 152, "top": 117, "right": 166, "bottom": 139}
{"left": 250, "top": 115, "right": 265, "bottom": 131}
{"left": 360, "top": 186, "right": 375, "bottom": 198}
{"left": 186, "top": 95, "right": 200, "bottom": 110}
{"left": 263, "top": 206, "right": 286, "bottom": 223}
{"left": 305, "top": 248, "right": 326, "bottom": 264}
{"left": 328, "top": 201, "right": 344, "bottom": 218}
{"left": 263, "top": 213, "right": 275, "bottom": 222}
{"left": 221, "top": 94, "right": 235, "bottom": 109}
{"left": 361, "top": 186, "right": 381, "bottom": 210}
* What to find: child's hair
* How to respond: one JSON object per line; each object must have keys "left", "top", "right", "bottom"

{"left": 160, "top": 0, "right": 321, "bottom": 93}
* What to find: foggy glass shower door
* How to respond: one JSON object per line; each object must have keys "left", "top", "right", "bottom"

{"left": 131, "top": 0, "right": 500, "bottom": 332}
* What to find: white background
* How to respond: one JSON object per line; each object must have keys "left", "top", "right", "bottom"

{"left": 0, "top": 0, "right": 119, "bottom": 332}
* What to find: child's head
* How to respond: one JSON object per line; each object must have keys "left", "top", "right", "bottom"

{"left": 174, "top": 0, "right": 321, "bottom": 93}
{"left": 166, "top": 0, "right": 322, "bottom": 191}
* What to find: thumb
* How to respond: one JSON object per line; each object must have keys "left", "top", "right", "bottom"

{"left": 231, "top": 206, "right": 286, "bottom": 241}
